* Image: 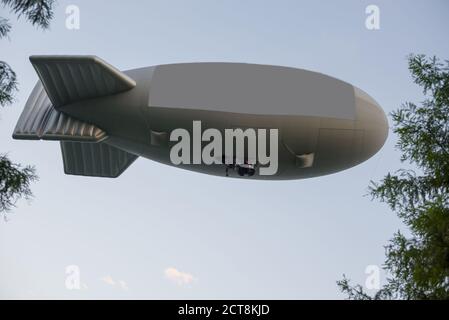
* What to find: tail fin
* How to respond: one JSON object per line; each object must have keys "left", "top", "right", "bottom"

{"left": 61, "top": 141, "right": 138, "bottom": 178}
{"left": 12, "top": 81, "right": 107, "bottom": 142}
{"left": 14, "top": 55, "right": 136, "bottom": 141}
{"left": 29, "top": 55, "right": 136, "bottom": 108}
{"left": 13, "top": 55, "right": 139, "bottom": 178}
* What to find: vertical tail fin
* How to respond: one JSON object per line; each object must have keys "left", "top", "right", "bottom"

{"left": 61, "top": 142, "right": 138, "bottom": 178}
{"left": 29, "top": 55, "right": 136, "bottom": 108}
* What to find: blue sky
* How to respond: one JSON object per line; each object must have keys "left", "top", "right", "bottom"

{"left": 1, "top": 0, "right": 448, "bottom": 299}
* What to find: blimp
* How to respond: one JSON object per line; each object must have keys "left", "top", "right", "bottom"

{"left": 12, "top": 55, "right": 388, "bottom": 180}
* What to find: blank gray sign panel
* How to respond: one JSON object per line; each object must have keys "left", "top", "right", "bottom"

{"left": 149, "top": 63, "right": 356, "bottom": 120}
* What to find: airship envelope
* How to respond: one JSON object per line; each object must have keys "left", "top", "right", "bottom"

{"left": 13, "top": 55, "right": 388, "bottom": 180}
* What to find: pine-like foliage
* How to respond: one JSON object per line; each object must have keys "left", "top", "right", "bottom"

{"left": 1, "top": 0, "right": 55, "bottom": 28}
{"left": 338, "top": 55, "right": 449, "bottom": 300}
{"left": 0, "top": 155, "right": 37, "bottom": 215}
{"left": 0, "top": 61, "right": 17, "bottom": 106}
{"left": 0, "top": 0, "right": 55, "bottom": 217}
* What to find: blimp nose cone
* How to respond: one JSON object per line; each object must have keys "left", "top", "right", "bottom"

{"left": 354, "top": 87, "right": 389, "bottom": 163}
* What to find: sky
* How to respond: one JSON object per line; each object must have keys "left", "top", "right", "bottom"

{"left": 1, "top": 0, "right": 448, "bottom": 299}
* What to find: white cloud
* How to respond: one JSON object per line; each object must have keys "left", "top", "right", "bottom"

{"left": 100, "top": 275, "right": 116, "bottom": 286}
{"left": 100, "top": 275, "right": 128, "bottom": 290}
{"left": 164, "top": 267, "right": 195, "bottom": 286}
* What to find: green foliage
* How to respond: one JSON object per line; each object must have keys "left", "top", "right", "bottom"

{"left": 0, "top": 154, "right": 37, "bottom": 215}
{"left": 338, "top": 55, "right": 449, "bottom": 300}
{"left": 0, "top": 17, "right": 11, "bottom": 38}
{"left": 1, "top": 0, "right": 55, "bottom": 29}
{"left": 0, "top": 0, "right": 56, "bottom": 105}
{"left": 337, "top": 275, "right": 394, "bottom": 300}
{"left": 0, "top": 0, "right": 55, "bottom": 216}
{"left": 0, "top": 61, "right": 17, "bottom": 106}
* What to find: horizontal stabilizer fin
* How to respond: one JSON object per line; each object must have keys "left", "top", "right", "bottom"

{"left": 30, "top": 55, "right": 136, "bottom": 108}
{"left": 13, "top": 82, "right": 107, "bottom": 142}
{"left": 61, "top": 141, "right": 138, "bottom": 178}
